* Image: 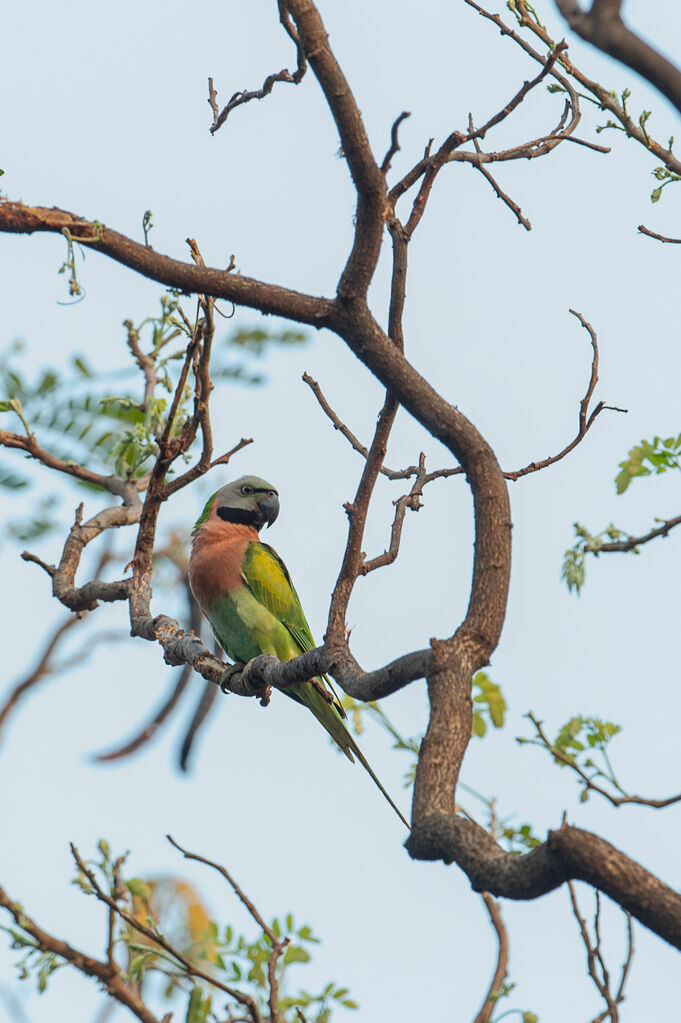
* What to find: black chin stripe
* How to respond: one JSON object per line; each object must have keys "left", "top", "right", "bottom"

{"left": 217, "top": 507, "right": 262, "bottom": 526}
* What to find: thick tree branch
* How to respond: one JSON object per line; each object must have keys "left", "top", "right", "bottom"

{"left": 0, "top": 201, "right": 333, "bottom": 327}
{"left": 405, "top": 816, "right": 681, "bottom": 949}
{"left": 285, "top": 0, "right": 386, "bottom": 300}
{"left": 554, "top": 0, "right": 681, "bottom": 115}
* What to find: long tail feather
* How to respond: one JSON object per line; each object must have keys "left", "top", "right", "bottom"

{"left": 299, "top": 682, "right": 410, "bottom": 829}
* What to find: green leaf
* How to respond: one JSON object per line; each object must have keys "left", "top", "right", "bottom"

{"left": 126, "top": 878, "right": 152, "bottom": 901}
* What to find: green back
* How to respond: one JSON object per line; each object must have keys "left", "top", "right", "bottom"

{"left": 242, "top": 542, "right": 317, "bottom": 653}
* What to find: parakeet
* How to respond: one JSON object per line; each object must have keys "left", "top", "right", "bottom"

{"left": 188, "top": 475, "right": 408, "bottom": 828}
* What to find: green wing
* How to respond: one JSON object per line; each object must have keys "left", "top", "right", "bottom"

{"left": 242, "top": 542, "right": 347, "bottom": 714}
{"left": 242, "top": 542, "right": 317, "bottom": 653}
{"left": 240, "top": 543, "right": 408, "bottom": 825}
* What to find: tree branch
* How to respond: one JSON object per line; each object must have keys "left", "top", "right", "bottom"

{"left": 638, "top": 225, "right": 681, "bottom": 244}
{"left": 505, "top": 309, "right": 626, "bottom": 481}
{"left": 554, "top": 0, "right": 681, "bottom": 115}
{"left": 472, "top": 893, "right": 509, "bottom": 1023}
{"left": 0, "top": 885, "right": 162, "bottom": 1023}
{"left": 405, "top": 816, "right": 681, "bottom": 949}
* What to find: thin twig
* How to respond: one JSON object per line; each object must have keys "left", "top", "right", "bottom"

{"left": 381, "top": 111, "right": 411, "bottom": 174}
{"left": 504, "top": 309, "right": 626, "bottom": 481}
{"left": 525, "top": 713, "right": 681, "bottom": 808}
{"left": 472, "top": 893, "right": 509, "bottom": 1023}
{"left": 468, "top": 112, "right": 532, "bottom": 230}
{"left": 638, "top": 224, "right": 681, "bottom": 244}
{"left": 595, "top": 514, "right": 681, "bottom": 553}
{"left": 70, "top": 843, "right": 263, "bottom": 1023}
{"left": 166, "top": 836, "right": 288, "bottom": 1023}
{"left": 208, "top": 4, "right": 307, "bottom": 136}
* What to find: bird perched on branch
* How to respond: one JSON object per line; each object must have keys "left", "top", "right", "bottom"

{"left": 189, "top": 474, "right": 408, "bottom": 827}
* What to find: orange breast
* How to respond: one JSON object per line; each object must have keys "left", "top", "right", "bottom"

{"left": 189, "top": 520, "right": 258, "bottom": 609}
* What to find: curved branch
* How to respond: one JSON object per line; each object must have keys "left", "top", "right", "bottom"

{"left": 472, "top": 893, "right": 509, "bottom": 1023}
{"left": 285, "top": 0, "right": 386, "bottom": 300}
{"left": 554, "top": 0, "right": 681, "bottom": 115}
{"left": 505, "top": 309, "right": 627, "bottom": 481}
{"left": 405, "top": 816, "right": 681, "bottom": 949}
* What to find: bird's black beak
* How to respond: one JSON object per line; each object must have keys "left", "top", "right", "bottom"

{"left": 259, "top": 494, "right": 280, "bottom": 528}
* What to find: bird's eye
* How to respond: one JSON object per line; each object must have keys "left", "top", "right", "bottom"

{"left": 241, "top": 484, "right": 253, "bottom": 495}
{"left": 268, "top": 490, "right": 276, "bottom": 498}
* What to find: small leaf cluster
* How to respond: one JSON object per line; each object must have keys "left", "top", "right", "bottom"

{"left": 499, "top": 822, "right": 542, "bottom": 854}
{"left": 519, "top": 716, "right": 625, "bottom": 804}
{"left": 0, "top": 299, "right": 309, "bottom": 544}
{"left": 472, "top": 671, "right": 507, "bottom": 737}
{"left": 343, "top": 672, "right": 507, "bottom": 788}
{"left": 485, "top": 976, "right": 539, "bottom": 1023}
{"left": 0, "top": 922, "right": 64, "bottom": 993}
{"left": 651, "top": 164, "right": 681, "bottom": 204}
{"left": 561, "top": 522, "right": 628, "bottom": 595}
{"left": 615, "top": 434, "right": 681, "bottom": 494}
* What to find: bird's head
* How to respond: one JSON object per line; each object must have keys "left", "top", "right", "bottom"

{"left": 193, "top": 475, "right": 280, "bottom": 536}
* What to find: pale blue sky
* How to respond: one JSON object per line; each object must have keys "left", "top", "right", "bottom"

{"left": 1, "top": 2, "right": 680, "bottom": 1021}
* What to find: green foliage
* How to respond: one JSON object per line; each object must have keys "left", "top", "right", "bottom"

{"left": 2, "top": 839, "right": 355, "bottom": 1022}
{"left": 472, "top": 671, "right": 507, "bottom": 737}
{"left": 343, "top": 672, "right": 506, "bottom": 787}
{"left": 615, "top": 434, "right": 681, "bottom": 494}
{"left": 650, "top": 165, "right": 681, "bottom": 203}
{"left": 483, "top": 975, "right": 539, "bottom": 1022}
{"left": 518, "top": 715, "right": 626, "bottom": 803}
{"left": 561, "top": 522, "right": 628, "bottom": 594}
{"left": 0, "top": 300, "right": 309, "bottom": 544}
{"left": 563, "top": 433, "right": 681, "bottom": 593}
{"left": 499, "top": 822, "right": 542, "bottom": 854}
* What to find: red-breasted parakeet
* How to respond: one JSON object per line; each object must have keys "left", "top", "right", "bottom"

{"left": 188, "top": 475, "right": 408, "bottom": 827}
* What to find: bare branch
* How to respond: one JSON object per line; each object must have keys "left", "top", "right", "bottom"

{"left": 0, "top": 616, "right": 79, "bottom": 740}
{"left": 472, "top": 893, "right": 509, "bottom": 1023}
{"left": 638, "top": 224, "right": 681, "bottom": 244}
{"left": 302, "top": 372, "right": 459, "bottom": 483}
{"left": 208, "top": 1, "right": 307, "bottom": 135}
{"left": 468, "top": 113, "right": 532, "bottom": 230}
{"left": 568, "top": 881, "right": 634, "bottom": 1022}
{"left": 178, "top": 680, "right": 219, "bottom": 772}
{"left": 381, "top": 111, "right": 411, "bottom": 174}
{"left": 360, "top": 454, "right": 428, "bottom": 575}
{"left": 0, "top": 428, "right": 131, "bottom": 495}
{"left": 504, "top": 309, "right": 627, "bottom": 481}
{"left": 92, "top": 664, "right": 192, "bottom": 763}
{"left": 285, "top": 0, "right": 386, "bottom": 300}
{"left": 0, "top": 200, "right": 333, "bottom": 326}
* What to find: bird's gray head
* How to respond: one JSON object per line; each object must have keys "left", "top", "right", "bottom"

{"left": 210, "top": 475, "right": 279, "bottom": 531}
